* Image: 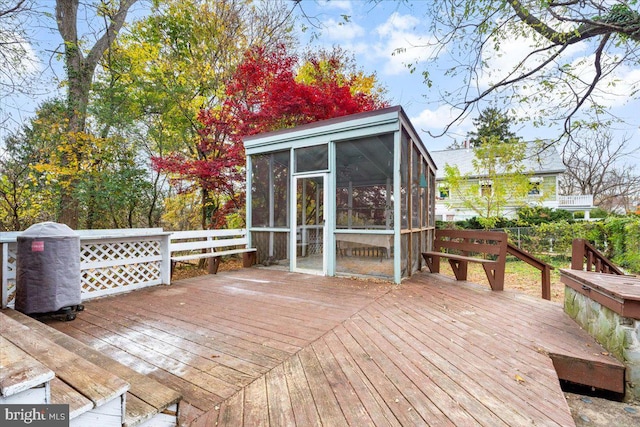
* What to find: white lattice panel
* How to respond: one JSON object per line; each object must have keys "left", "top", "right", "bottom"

{"left": 80, "top": 238, "right": 163, "bottom": 298}
{"left": 2, "top": 234, "right": 168, "bottom": 307}
{"left": 1, "top": 242, "right": 17, "bottom": 308}
{"left": 81, "top": 239, "right": 161, "bottom": 269}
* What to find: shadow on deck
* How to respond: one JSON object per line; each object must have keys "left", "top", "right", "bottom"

{"left": 23, "top": 269, "right": 625, "bottom": 426}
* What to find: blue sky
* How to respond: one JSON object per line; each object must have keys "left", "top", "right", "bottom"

{"left": 294, "top": 0, "right": 640, "bottom": 158}
{"left": 3, "top": 0, "right": 639, "bottom": 161}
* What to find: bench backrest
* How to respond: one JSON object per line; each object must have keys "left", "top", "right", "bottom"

{"left": 169, "top": 229, "right": 249, "bottom": 254}
{"left": 434, "top": 229, "right": 508, "bottom": 259}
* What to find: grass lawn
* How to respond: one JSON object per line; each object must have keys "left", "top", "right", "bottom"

{"left": 457, "top": 255, "right": 570, "bottom": 303}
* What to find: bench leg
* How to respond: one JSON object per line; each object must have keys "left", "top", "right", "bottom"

{"left": 483, "top": 263, "right": 504, "bottom": 291}
{"left": 243, "top": 252, "right": 256, "bottom": 268}
{"left": 422, "top": 253, "right": 439, "bottom": 273}
{"left": 208, "top": 257, "right": 221, "bottom": 274}
{"left": 448, "top": 259, "right": 468, "bottom": 281}
{"left": 541, "top": 266, "right": 551, "bottom": 300}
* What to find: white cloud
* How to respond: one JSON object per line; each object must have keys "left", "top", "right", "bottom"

{"left": 373, "top": 12, "right": 437, "bottom": 76}
{"left": 476, "top": 33, "right": 586, "bottom": 90}
{"left": 410, "top": 105, "right": 474, "bottom": 149}
{"left": 473, "top": 31, "right": 640, "bottom": 125}
{"left": 317, "top": 0, "right": 353, "bottom": 13}
{"left": 0, "top": 32, "right": 40, "bottom": 83}
{"left": 301, "top": 8, "right": 438, "bottom": 77}
{"left": 320, "top": 18, "right": 365, "bottom": 42}
{"left": 566, "top": 55, "right": 640, "bottom": 109}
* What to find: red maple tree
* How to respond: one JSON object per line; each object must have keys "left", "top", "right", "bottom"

{"left": 225, "top": 44, "right": 387, "bottom": 138}
{"left": 153, "top": 44, "right": 388, "bottom": 228}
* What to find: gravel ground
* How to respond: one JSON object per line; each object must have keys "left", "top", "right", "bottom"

{"left": 566, "top": 393, "right": 640, "bottom": 426}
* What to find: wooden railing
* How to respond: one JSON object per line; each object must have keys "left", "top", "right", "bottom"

{"left": 570, "top": 238, "right": 624, "bottom": 275}
{"left": 506, "top": 243, "right": 553, "bottom": 300}
{"left": 558, "top": 194, "right": 594, "bottom": 208}
{"left": 1, "top": 228, "right": 172, "bottom": 309}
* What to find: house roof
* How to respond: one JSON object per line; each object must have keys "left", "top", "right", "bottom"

{"left": 242, "top": 105, "right": 437, "bottom": 170}
{"left": 429, "top": 142, "right": 566, "bottom": 179}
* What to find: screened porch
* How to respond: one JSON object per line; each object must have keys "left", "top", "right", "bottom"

{"left": 244, "top": 106, "right": 437, "bottom": 283}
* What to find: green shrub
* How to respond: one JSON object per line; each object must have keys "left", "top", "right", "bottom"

{"left": 516, "top": 206, "right": 574, "bottom": 225}
{"left": 604, "top": 217, "right": 640, "bottom": 273}
{"left": 589, "top": 207, "right": 609, "bottom": 219}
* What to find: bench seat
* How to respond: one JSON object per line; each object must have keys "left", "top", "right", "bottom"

{"left": 169, "top": 229, "right": 257, "bottom": 275}
{"left": 422, "top": 251, "right": 497, "bottom": 264}
{"left": 422, "top": 229, "right": 508, "bottom": 291}
{"left": 171, "top": 247, "right": 256, "bottom": 263}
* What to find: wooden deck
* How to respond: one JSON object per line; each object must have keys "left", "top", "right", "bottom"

{"left": 39, "top": 268, "right": 624, "bottom": 426}
{"left": 561, "top": 268, "right": 640, "bottom": 319}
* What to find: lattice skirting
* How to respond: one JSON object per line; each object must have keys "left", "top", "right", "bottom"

{"left": 2, "top": 237, "right": 165, "bottom": 308}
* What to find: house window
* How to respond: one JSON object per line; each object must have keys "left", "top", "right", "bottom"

{"left": 479, "top": 180, "right": 492, "bottom": 197}
{"left": 438, "top": 185, "right": 450, "bottom": 200}
{"left": 529, "top": 177, "right": 543, "bottom": 196}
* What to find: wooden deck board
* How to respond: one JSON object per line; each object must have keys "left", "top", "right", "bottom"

{"left": 265, "top": 364, "right": 296, "bottom": 426}
{"left": 281, "top": 354, "right": 322, "bottom": 427}
{"left": 111, "top": 298, "right": 289, "bottom": 367}
{"left": 356, "top": 308, "right": 510, "bottom": 427}
{"left": 415, "top": 275, "right": 624, "bottom": 385}
{"left": 35, "top": 268, "right": 615, "bottom": 426}
{"left": 0, "top": 336, "right": 54, "bottom": 398}
{"left": 2, "top": 310, "right": 181, "bottom": 426}
{"left": 85, "top": 302, "right": 267, "bottom": 378}
{"left": 310, "top": 337, "right": 374, "bottom": 426}
{"left": 372, "top": 291, "right": 571, "bottom": 425}
{"left": 321, "top": 331, "right": 401, "bottom": 427}
{"left": 242, "top": 376, "right": 269, "bottom": 426}
{"left": 0, "top": 313, "right": 129, "bottom": 409}
{"left": 297, "top": 345, "right": 349, "bottom": 426}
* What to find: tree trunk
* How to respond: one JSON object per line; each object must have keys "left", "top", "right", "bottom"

{"left": 55, "top": 0, "right": 136, "bottom": 228}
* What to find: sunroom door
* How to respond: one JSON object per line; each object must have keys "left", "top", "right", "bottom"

{"left": 293, "top": 174, "right": 327, "bottom": 274}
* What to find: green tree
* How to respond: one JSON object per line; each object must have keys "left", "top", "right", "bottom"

{"left": 467, "top": 107, "right": 520, "bottom": 147}
{"left": 0, "top": 100, "right": 66, "bottom": 230}
{"left": 94, "top": 0, "right": 295, "bottom": 230}
{"left": 396, "top": 1, "right": 640, "bottom": 138}
{"left": 443, "top": 137, "right": 533, "bottom": 228}
{"left": 54, "top": 0, "right": 139, "bottom": 227}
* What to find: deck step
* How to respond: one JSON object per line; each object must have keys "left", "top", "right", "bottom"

{"left": 1, "top": 309, "right": 182, "bottom": 427}
{"left": 0, "top": 336, "right": 54, "bottom": 404}
{"left": 549, "top": 351, "right": 626, "bottom": 394}
{"left": 0, "top": 310, "right": 128, "bottom": 425}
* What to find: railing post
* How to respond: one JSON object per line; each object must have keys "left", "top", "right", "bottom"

{"left": 160, "top": 233, "right": 171, "bottom": 285}
{"left": 541, "top": 266, "right": 551, "bottom": 301}
{"left": 571, "top": 239, "right": 585, "bottom": 270}
{"left": 1, "top": 242, "right": 7, "bottom": 309}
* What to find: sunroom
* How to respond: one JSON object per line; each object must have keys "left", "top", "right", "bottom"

{"left": 244, "top": 106, "right": 437, "bottom": 283}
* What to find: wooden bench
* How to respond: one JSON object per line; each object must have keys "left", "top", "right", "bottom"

{"left": 169, "top": 229, "right": 256, "bottom": 275}
{"left": 422, "top": 229, "right": 508, "bottom": 291}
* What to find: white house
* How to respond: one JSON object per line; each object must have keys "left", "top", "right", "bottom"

{"left": 431, "top": 143, "right": 595, "bottom": 221}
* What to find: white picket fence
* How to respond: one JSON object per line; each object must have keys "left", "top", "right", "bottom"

{"left": 1, "top": 228, "right": 174, "bottom": 309}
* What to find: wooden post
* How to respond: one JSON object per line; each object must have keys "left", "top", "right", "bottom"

{"left": 160, "top": 234, "right": 171, "bottom": 285}
{"left": 541, "top": 266, "right": 551, "bottom": 300}
{"left": 1, "top": 242, "right": 7, "bottom": 308}
{"left": 243, "top": 252, "right": 256, "bottom": 268}
{"left": 571, "top": 239, "right": 585, "bottom": 270}
{"left": 208, "top": 257, "right": 220, "bottom": 274}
